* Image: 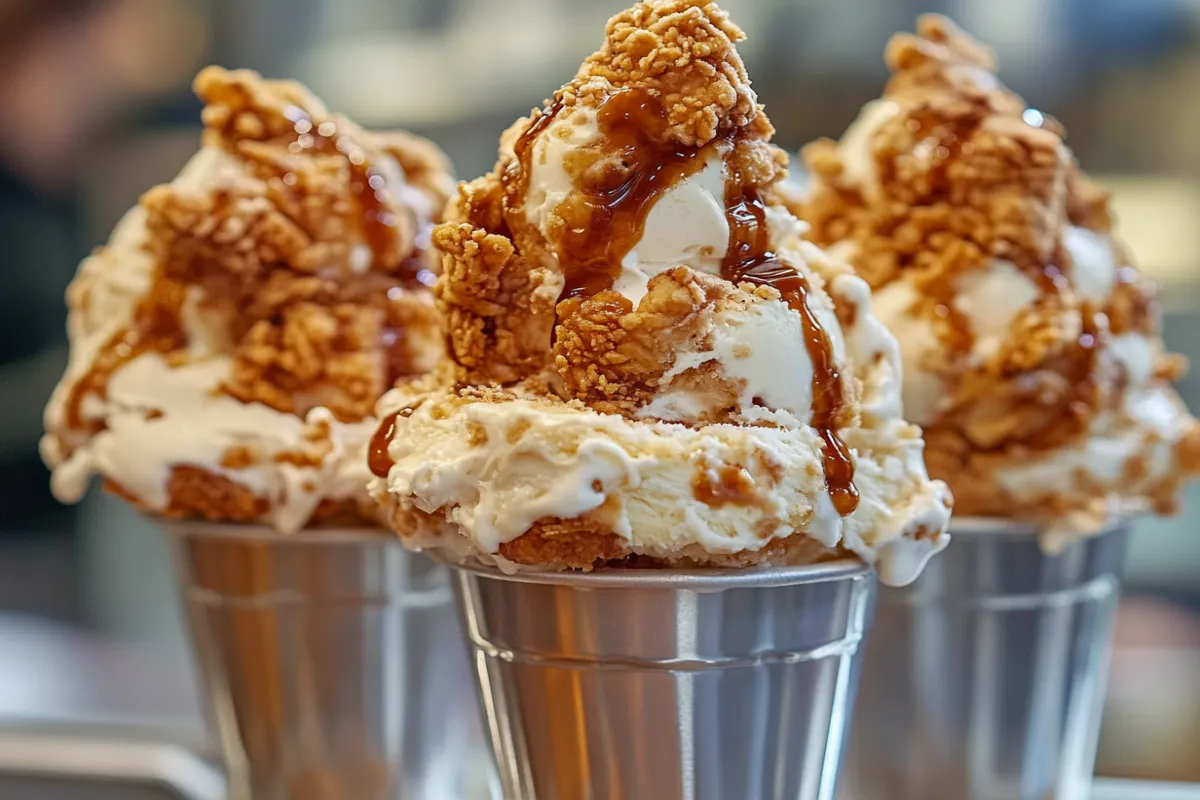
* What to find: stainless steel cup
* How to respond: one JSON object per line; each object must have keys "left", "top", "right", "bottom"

{"left": 842, "top": 518, "right": 1131, "bottom": 800}
{"left": 163, "top": 522, "right": 497, "bottom": 800}
{"left": 442, "top": 556, "right": 877, "bottom": 800}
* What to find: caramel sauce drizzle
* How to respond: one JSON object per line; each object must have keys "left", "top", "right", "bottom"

{"left": 285, "top": 110, "right": 432, "bottom": 384}
{"left": 509, "top": 90, "right": 714, "bottom": 299}
{"left": 368, "top": 404, "right": 419, "bottom": 478}
{"left": 889, "top": 109, "right": 989, "bottom": 356}
{"left": 721, "top": 175, "right": 859, "bottom": 516}
{"left": 65, "top": 280, "right": 188, "bottom": 430}
{"left": 285, "top": 108, "right": 402, "bottom": 274}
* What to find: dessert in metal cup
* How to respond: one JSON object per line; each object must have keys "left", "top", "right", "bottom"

{"left": 799, "top": 15, "right": 1200, "bottom": 541}
{"left": 36, "top": 68, "right": 492, "bottom": 800}
{"left": 369, "top": 0, "right": 952, "bottom": 584}
{"left": 40, "top": 66, "right": 452, "bottom": 531}
{"left": 797, "top": 15, "right": 1200, "bottom": 800}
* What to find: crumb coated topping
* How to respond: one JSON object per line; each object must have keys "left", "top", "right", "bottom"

{"left": 799, "top": 15, "right": 1200, "bottom": 524}
{"left": 436, "top": 2, "right": 785, "bottom": 390}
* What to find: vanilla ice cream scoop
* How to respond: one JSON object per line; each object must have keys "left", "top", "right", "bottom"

{"left": 370, "top": 0, "right": 952, "bottom": 584}
{"left": 41, "top": 67, "right": 453, "bottom": 532}
{"left": 800, "top": 15, "right": 1200, "bottom": 532}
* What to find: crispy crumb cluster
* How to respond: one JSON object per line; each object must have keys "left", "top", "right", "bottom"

{"left": 798, "top": 15, "right": 1200, "bottom": 523}
{"left": 801, "top": 15, "right": 1068, "bottom": 289}
{"left": 434, "top": 0, "right": 788, "bottom": 410}
{"left": 43, "top": 67, "right": 453, "bottom": 528}
{"left": 142, "top": 67, "right": 450, "bottom": 421}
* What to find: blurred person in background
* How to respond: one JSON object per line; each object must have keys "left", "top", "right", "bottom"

{"left": 0, "top": 0, "right": 203, "bottom": 532}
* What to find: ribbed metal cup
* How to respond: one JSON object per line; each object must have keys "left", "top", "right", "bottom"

{"left": 441, "top": 555, "right": 877, "bottom": 800}
{"left": 842, "top": 518, "right": 1131, "bottom": 800}
{"left": 163, "top": 522, "right": 497, "bottom": 800}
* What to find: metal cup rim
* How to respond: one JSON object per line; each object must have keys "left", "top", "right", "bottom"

{"left": 429, "top": 550, "right": 871, "bottom": 590}
{"left": 154, "top": 518, "right": 393, "bottom": 545}
{"left": 949, "top": 510, "right": 1140, "bottom": 538}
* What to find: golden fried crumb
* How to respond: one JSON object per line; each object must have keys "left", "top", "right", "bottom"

{"left": 227, "top": 302, "right": 386, "bottom": 421}
{"left": 927, "top": 415, "right": 1200, "bottom": 521}
{"left": 498, "top": 518, "right": 633, "bottom": 570}
{"left": 491, "top": 515, "right": 844, "bottom": 571}
{"left": 220, "top": 446, "right": 259, "bottom": 469}
{"left": 554, "top": 269, "right": 738, "bottom": 415}
{"left": 166, "top": 466, "right": 269, "bottom": 522}
{"left": 129, "top": 67, "right": 452, "bottom": 421}
{"left": 109, "top": 467, "right": 378, "bottom": 528}
{"left": 573, "top": 0, "right": 758, "bottom": 147}
{"left": 433, "top": 217, "right": 561, "bottom": 384}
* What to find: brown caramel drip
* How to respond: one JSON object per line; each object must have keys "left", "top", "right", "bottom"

{"left": 505, "top": 96, "right": 566, "bottom": 231}
{"left": 721, "top": 172, "right": 859, "bottom": 517}
{"left": 287, "top": 111, "right": 399, "bottom": 272}
{"left": 1042, "top": 304, "right": 1103, "bottom": 449}
{"left": 509, "top": 90, "right": 714, "bottom": 300}
{"left": 368, "top": 404, "right": 418, "bottom": 478}
{"left": 694, "top": 463, "right": 759, "bottom": 508}
{"left": 892, "top": 108, "right": 990, "bottom": 357}
{"left": 65, "top": 280, "right": 188, "bottom": 430}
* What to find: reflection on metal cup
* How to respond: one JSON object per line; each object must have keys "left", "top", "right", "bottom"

{"left": 163, "top": 522, "right": 497, "bottom": 800}
{"left": 442, "top": 556, "right": 877, "bottom": 800}
{"left": 843, "top": 519, "right": 1130, "bottom": 800}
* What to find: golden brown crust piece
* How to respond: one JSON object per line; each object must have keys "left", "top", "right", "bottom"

{"left": 925, "top": 415, "right": 1200, "bottom": 523}
{"left": 554, "top": 268, "right": 740, "bottom": 416}
{"left": 502, "top": 517, "right": 846, "bottom": 570}
{"left": 389, "top": 503, "right": 844, "bottom": 571}
{"left": 109, "top": 466, "right": 379, "bottom": 528}
{"left": 576, "top": 0, "right": 758, "bottom": 147}
{"left": 433, "top": 215, "right": 562, "bottom": 385}
{"left": 800, "top": 18, "right": 1069, "bottom": 288}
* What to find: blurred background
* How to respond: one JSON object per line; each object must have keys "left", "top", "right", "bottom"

{"left": 0, "top": 0, "right": 1198, "bottom": 783}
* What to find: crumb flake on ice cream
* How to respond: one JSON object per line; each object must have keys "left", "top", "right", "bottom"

{"left": 799, "top": 15, "right": 1200, "bottom": 531}
{"left": 370, "top": 0, "right": 953, "bottom": 584}
{"left": 41, "top": 67, "right": 453, "bottom": 531}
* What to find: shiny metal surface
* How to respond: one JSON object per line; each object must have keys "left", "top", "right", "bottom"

{"left": 0, "top": 731, "right": 225, "bottom": 800}
{"left": 164, "top": 523, "right": 496, "bottom": 800}
{"left": 843, "top": 520, "right": 1130, "bottom": 800}
{"left": 445, "top": 556, "right": 876, "bottom": 800}
{"left": 1090, "top": 780, "right": 1200, "bottom": 800}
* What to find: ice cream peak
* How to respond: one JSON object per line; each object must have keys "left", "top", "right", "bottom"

{"left": 372, "top": 0, "right": 952, "bottom": 584}
{"left": 799, "top": 16, "right": 1200, "bottom": 530}
{"left": 41, "top": 67, "right": 454, "bottom": 531}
